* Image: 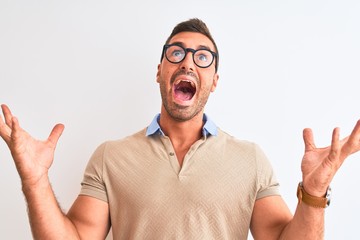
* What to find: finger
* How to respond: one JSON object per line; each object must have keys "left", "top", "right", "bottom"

{"left": 47, "top": 124, "right": 65, "bottom": 147}
{"left": 341, "top": 119, "right": 360, "bottom": 157}
{"left": 347, "top": 119, "right": 360, "bottom": 144}
{"left": 303, "top": 128, "right": 316, "bottom": 152}
{"left": 328, "top": 127, "right": 341, "bottom": 163}
{"left": 10, "top": 116, "right": 23, "bottom": 141}
{"left": 0, "top": 114, "right": 11, "bottom": 143}
{"left": 1, "top": 104, "right": 14, "bottom": 128}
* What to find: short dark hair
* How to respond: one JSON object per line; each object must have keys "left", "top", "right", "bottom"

{"left": 162, "top": 18, "right": 219, "bottom": 72}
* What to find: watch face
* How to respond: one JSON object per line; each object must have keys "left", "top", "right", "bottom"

{"left": 297, "top": 182, "right": 332, "bottom": 208}
{"left": 326, "top": 186, "right": 332, "bottom": 207}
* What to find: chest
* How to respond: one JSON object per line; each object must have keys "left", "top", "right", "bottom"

{"left": 104, "top": 144, "right": 258, "bottom": 214}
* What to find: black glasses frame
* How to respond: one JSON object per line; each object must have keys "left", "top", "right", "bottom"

{"left": 161, "top": 44, "right": 218, "bottom": 69}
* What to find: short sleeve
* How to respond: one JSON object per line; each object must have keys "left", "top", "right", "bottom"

{"left": 80, "top": 142, "right": 108, "bottom": 202}
{"left": 254, "top": 144, "right": 280, "bottom": 200}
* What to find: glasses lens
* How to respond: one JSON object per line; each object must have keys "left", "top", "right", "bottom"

{"left": 164, "top": 45, "right": 215, "bottom": 68}
{"left": 194, "top": 50, "right": 214, "bottom": 68}
{"left": 165, "top": 45, "right": 185, "bottom": 63}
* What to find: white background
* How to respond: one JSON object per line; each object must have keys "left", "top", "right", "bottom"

{"left": 1, "top": 0, "right": 359, "bottom": 239}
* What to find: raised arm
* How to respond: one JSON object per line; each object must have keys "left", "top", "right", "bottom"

{"left": 0, "top": 104, "right": 110, "bottom": 239}
{"left": 280, "top": 121, "right": 360, "bottom": 239}
{"left": 251, "top": 120, "right": 360, "bottom": 240}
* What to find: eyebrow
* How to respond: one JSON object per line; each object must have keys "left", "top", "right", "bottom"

{"left": 170, "top": 41, "right": 212, "bottom": 51}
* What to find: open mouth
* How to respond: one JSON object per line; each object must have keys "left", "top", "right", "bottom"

{"left": 174, "top": 80, "right": 196, "bottom": 102}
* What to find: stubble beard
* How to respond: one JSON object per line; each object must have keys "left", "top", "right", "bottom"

{"left": 159, "top": 76, "right": 211, "bottom": 122}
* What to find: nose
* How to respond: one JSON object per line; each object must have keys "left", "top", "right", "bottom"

{"left": 179, "top": 50, "right": 195, "bottom": 71}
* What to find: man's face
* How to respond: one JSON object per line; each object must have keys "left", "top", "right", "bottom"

{"left": 156, "top": 32, "right": 219, "bottom": 122}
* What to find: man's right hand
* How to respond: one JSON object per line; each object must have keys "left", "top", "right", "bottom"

{"left": 0, "top": 104, "right": 64, "bottom": 187}
{"left": 0, "top": 105, "right": 110, "bottom": 239}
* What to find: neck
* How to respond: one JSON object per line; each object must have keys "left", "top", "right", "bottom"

{"left": 159, "top": 108, "right": 204, "bottom": 166}
{"left": 159, "top": 109, "right": 204, "bottom": 142}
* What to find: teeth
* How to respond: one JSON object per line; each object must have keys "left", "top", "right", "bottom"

{"left": 175, "top": 79, "right": 196, "bottom": 88}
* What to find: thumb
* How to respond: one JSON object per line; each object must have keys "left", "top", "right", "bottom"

{"left": 48, "top": 124, "right": 65, "bottom": 147}
{"left": 303, "top": 128, "right": 316, "bottom": 152}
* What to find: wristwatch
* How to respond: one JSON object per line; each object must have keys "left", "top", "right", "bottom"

{"left": 297, "top": 182, "right": 331, "bottom": 208}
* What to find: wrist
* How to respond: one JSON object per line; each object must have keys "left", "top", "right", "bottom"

{"left": 301, "top": 181, "right": 327, "bottom": 197}
{"left": 21, "top": 174, "right": 51, "bottom": 195}
{"left": 297, "top": 182, "right": 331, "bottom": 208}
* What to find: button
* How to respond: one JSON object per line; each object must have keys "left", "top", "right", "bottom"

{"left": 169, "top": 152, "right": 174, "bottom": 156}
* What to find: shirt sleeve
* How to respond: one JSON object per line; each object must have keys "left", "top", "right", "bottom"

{"left": 79, "top": 142, "right": 109, "bottom": 202}
{"left": 254, "top": 144, "right": 281, "bottom": 200}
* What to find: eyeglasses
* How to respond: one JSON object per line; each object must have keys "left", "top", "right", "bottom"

{"left": 161, "top": 44, "right": 218, "bottom": 69}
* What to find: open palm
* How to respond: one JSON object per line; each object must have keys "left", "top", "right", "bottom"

{"left": 0, "top": 104, "right": 64, "bottom": 186}
{"left": 301, "top": 121, "right": 360, "bottom": 196}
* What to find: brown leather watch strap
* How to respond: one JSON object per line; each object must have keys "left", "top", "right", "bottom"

{"left": 297, "top": 182, "right": 329, "bottom": 208}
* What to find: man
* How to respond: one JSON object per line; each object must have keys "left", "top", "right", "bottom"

{"left": 0, "top": 18, "right": 360, "bottom": 239}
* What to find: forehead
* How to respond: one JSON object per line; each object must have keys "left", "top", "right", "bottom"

{"left": 168, "top": 32, "right": 215, "bottom": 51}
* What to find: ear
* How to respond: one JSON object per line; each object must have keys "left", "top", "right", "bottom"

{"left": 156, "top": 64, "right": 161, "bottom": 83}
{"left": 210, "top": 73, "right": 219, "bottom": 92}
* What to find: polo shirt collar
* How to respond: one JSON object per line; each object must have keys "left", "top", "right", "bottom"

{"left": 145, "top": 113, "right": 218, "bottom": 137}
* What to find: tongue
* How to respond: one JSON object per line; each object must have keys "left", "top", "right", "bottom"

{"left": 175, "top": 88, "right": 193, "bottom": 101}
